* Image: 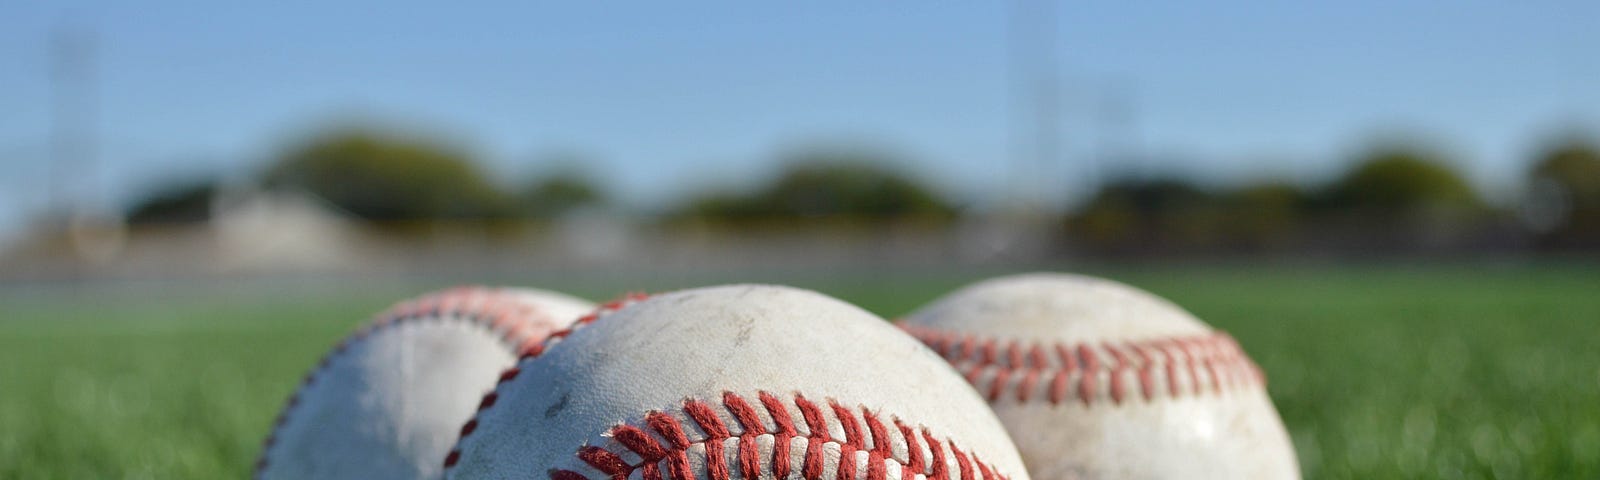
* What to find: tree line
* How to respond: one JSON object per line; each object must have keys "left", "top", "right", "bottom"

{"left": 127, "top": 129, "right": 605, "bottom": 227}
{"left": 126, "top": 127, "right": 1600, "bottom": 252}
{"left": 1068, "top": 140, "right": 1600, "bottom": 253}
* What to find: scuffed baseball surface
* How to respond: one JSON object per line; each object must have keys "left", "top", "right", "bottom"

{"left": 256, "top": 287, "right": 595, "bottom": 480}
{"left": 445, "top": 284, "right": 1031, "bottom": 480}
{"left": 900, "top": 273, "right": 1300, "bottom": 480}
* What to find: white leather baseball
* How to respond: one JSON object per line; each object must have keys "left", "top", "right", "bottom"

{"left": 256, "top": 286, "right": 596, "bottom": 480}
{"left": 899, "top": 273, "right": 1299, "bottom": 480}
{"left": 444, "top": 284, "right": 1031, "bottom": 480}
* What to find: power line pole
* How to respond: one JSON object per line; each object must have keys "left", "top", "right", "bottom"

{"left": 50, "top": 23, "right": 125, "bottom": 273}
{"left": 1096, "top": 80, "right": 1136, "bottom": 183}
{"left": 50, "top": 24, "right": 98, "bottom": 221}
{"left": 1008, "top": 0, "right": 1060, "bottom": 216}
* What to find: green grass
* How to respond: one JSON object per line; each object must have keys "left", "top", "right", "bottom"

{"left": 1, "top": 264, "right": 1597, "bottom": 478}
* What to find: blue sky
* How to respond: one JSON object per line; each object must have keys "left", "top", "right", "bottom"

{"left": 1, "top": 1, "right": 1596, "bottom": 233}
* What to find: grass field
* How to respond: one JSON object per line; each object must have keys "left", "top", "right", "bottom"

{"left": 2, "top": 263, "right": 1597, "bottom": 479}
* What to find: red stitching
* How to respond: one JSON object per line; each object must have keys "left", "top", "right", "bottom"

{"left": 863, "top": 410, "right": 891, "bottom": 457}
{"left": 921, "top": 430, "right": 949, "bottom": 480}
{"left": 616, "top": 424, "right": 666, "bottom": 458}
{"left": 579, "top": 446, "right": 629, "bottom": 480}
{"left": 685, "top": 399, "right": 731, "bottom": 480}
{"left": 1004, "top": 341, "right": 1023, "bottom": 373}
{"left": 1077, "top": 344, "right": 1098, "bottom": 406}
{"left": 957, "top": 335, "right": 977, "bottom": 366}
{"left": 1047, "top": 371, "right": 1068, "bottom": 405}
{"left": 985, "top": 368, "right": 1009, "bottom": 402}
{"left": 444, "top": 293, "right": 650, "bottom": 471}
{"left": 836, "top": 441, "right": 856, "bottom": 480}
{"left": 951, "top": 444, "right": 974, "bottom": 480}
{"left": 896, "top": 419, "right": 924, "bottom": 473}
{"left": 832, "top": 400, "right": 862, "bottom": 480}
{"left": 900, "top": 325, "right": 1266, "bottom": 407}
{"left": 1027, "top": 345, "right": 1047, "bottom": 370}
{"left": 541, "top": 391, "right": 1012, "bottom": 480}
{"left": 758, "top": 392, "right": 796, "bottom": 479}
{"left": 552, "top": 469, "right": 588, "bottom": 480}
{"left": 722, "top": 392, "right": 765, "bottom": 480}
{"left": 1104, "top": 343, "right": 1128, "bottom": 405}
{"left": 647, "top": 412, "right": 693, "bottom": 480}
{"left": 1015, "top": 369, "right": 1039, "bottom": 403}
{"left": 798, "top": 394, "right": 829, "bottom": 480}
{"left": 255, "top": 286, "right": 569, "bottom": 479}
{"left": 832, "top": 402, "right": 864, "bottom": 450}
{"left": 863, "top": 410, "right": 890, "bottom": 480}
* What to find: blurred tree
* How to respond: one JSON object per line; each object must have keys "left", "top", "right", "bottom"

{"left": 1103, "top": 178, "right": 1213, "bottom": 215}
{"left": 1219, "top": 182, "right": 1308, "bottom": 249}
{"left": 1309, "top": 145, "right": 1485, "bottom": 248}
{"left": 680, "top": 148, "right": 955, "bottom": 224}
{"left": 1070, "top": 185, "right": 1139, "bottom": 248}
{"left": 761, "top": 161, "right": 954, "bottom": 220}
{"left": 520, "top": 171, "right": 607, "bottom": 219}
{"left": 1525, "top": 139, "right": 1600, "bottom": 247}
{"left": 261, "top": 129, "right": 512, "bottom": 221}
{"left": 125, "top": 180, "right": 216, "bottom": 225}
{"left": 1319, "top": 147, "right": 1481, "bottom": 215}
{"left": 1068, "top": 176, "right": 1319, "bottom": 254}
{"left": 682, "top": 191, "right": 765, "bottom": 221}
{"left": 1067, "top": 177, "right": 1225, "bottom": 253}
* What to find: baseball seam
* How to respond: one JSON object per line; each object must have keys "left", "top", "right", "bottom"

{"left": 254, "top": 286, "right": 562, "bottom": 478}
{"left": 899, "top": 326, "right": 1265, "bottom": 406}
{"left": 444, "top": 293, "right": 652, "bottom": 472}
{"left": 543, "top": 390, "right": 1011, "bottom": 480}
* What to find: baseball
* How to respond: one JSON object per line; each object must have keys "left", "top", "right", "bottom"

{"left": 443, "top": 284, "right": 1031, "bottom": 480}
{"left": 256, "top": 286, "right": 596, "bottom": 480}
{"left": 899, "top": 273, "right": 1299, "bottom": 480}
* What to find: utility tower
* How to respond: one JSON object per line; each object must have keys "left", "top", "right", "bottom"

{"left": 1008, "top": 0, "right": 1060, "bottom": 217}
{"left": 50, "top": 24, "right": 98, "bottom": 221}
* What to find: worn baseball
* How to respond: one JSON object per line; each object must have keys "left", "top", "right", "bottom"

{"left": 444, "top": 284, "right": 1031, "bottom": 480}
{"left": 256, "top": 286, "right": 596, "bottom": 480}
{"left": 899, "top": 273, "right": 1299, "bottom": 480}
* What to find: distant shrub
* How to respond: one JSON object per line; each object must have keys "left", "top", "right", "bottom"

{"left": 1316, "top": 146, "right": 1482, "bottom": 219}
{"left": 125, "top": 180, "right": 217, "bottom": 225}
{"left": 1525, "top": 139, "right": 1600, "bottom": 248}
{"left": 261, "top": 129, "right": 512, "bottom": 221}
{"left": 679, "top": 148, "right": 955, "bottom": 225}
